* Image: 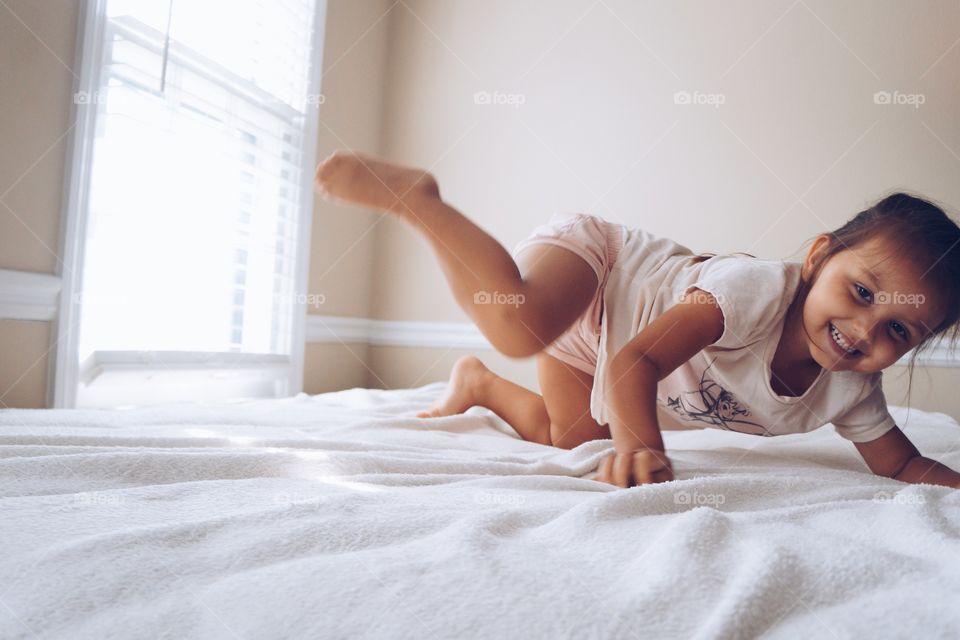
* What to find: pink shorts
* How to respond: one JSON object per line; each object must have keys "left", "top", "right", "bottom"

{"left": 510, "top": 213, "right": 626, "bottom": 376}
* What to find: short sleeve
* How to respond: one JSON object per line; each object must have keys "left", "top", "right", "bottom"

{"left": 683, "top": 256, "right": 791, "bottom": 349}
{"left": 831, "top": 373, "right": 897, "bottom": 443}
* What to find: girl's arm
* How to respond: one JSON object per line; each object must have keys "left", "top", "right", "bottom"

{"left": 854, "top": 427, "right": 960, "bottom": 489}
{"left": 605, "top": 288, "right": 725, "bottom": 454}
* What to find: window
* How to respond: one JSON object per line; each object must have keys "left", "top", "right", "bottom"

{"left": 55, "top": 0, "right": 326, "bottom": 408}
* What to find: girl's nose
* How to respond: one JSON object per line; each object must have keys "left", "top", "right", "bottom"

{"left": 848, "top": 319, "right": 874, "bottom": 352}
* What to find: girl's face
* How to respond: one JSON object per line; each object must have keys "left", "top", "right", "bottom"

{"left": 799, "top": 234, "right": 945, "bottom": 373}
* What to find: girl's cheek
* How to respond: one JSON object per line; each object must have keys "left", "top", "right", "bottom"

{"left": 843, "top": 296, "right": 862, "bottom": 317}
{"left": 836, "top": 287, "right": 854, "bottom": 311}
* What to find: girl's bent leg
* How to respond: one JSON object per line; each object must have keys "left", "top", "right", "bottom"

{"left": 314, "top": 151, "right": 599, "bottom": 358}
{"left": 419, "top": 353, "right": 611, "bottom": 450}
{"left": 537, "top": 352, "right": 611, "bottom": 449}
{"left": 418, "top": 355, "right": 551, "bottom": 445}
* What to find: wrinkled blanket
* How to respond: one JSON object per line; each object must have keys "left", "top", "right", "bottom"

{"left": 1, "top": 382, "right": 959, "bottom": 639}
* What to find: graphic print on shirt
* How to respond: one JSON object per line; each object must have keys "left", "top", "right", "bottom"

{"left": 663, "top": 357, "right": 771, "bottom": 436}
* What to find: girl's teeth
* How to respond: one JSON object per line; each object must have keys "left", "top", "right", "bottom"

{"left": 830, "top": 323, "right": 858, "bottom": 355}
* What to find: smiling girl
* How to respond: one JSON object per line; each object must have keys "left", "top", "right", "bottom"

{"left": 314, "top": 150, "right": 960, "bottom": 490}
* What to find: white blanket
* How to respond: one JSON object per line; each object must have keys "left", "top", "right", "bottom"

{"left": 1, "top": 382, "right": 959, "bottom": 639}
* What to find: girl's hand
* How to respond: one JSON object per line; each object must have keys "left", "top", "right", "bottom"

{"left": 596, "top": 447, "right": 674, "bottom": 487}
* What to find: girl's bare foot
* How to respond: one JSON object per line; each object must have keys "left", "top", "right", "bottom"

{"left": 416, "top": 355, "right": 493, "bottom": 419}
{"left": 315, "top": 150, "right": 440, "bottom": 214}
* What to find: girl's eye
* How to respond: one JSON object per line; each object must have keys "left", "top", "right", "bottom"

{"left": 854, "top": 284, "right": 872, "bottom": 302}
{"left": 890, "top": 321, "right": 908, "bottom": 341}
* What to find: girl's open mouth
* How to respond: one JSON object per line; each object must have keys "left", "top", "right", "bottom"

{"left": 828, "top": 322, "right": 861, "bottom": 358}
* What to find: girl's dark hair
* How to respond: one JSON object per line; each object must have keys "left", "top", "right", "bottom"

{"left": 693, "top": 192, "right": 960, "bottom": 410}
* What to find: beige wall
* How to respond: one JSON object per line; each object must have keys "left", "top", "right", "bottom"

{"left": 367, "top": 0, "right": 960, "bottom": 422}
{"left": 0, "top": 0, "right": 79, "bottom": 408}
{"left": 376, "top": 0, "right": 960, "bottom": 314}
{"left": 309, "top": 0, "right": 392, "bottom": 320}
{"left": 303, "top": 0, "right": 394, "bottom": 393}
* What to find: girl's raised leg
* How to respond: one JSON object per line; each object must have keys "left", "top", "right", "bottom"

{"left": 314, "top": 150, "right": 598, "bottom": 358}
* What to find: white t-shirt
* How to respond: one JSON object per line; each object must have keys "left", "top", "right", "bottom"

{"left": 589, "top": 226, "right": 897, "bottom": 443}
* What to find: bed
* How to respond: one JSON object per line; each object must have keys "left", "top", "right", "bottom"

{"left": 1, "top": 382, "right": 959, "bottom": 639}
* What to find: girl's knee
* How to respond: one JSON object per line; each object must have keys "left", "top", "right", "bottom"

{"left": 481, "top": 301, "right": 550, "bottom": 358}
{"left": 491, "top": 334, "right": 545, "bottom": 359}
{"left": 549, "top": 419, "right": 610, "bottom": 450}
{"left": 549, "top": 422, "right": 587, "bottom": 450}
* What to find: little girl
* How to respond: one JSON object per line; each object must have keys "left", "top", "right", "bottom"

{"left": 314, "top": 150, "right": 960, "bottom": 490}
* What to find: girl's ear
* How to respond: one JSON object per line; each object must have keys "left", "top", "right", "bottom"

{"left": 801, "top": 234, "right": 832, "bottom": 282}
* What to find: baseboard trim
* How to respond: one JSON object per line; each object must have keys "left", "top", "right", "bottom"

{"left": 305, "top": 314, "right": 960, "bottom": 367}
{"left": 305, "top": 314, "right": 493, "bottom": 349}
{"left": 0, "top": 269, "right": 62, "bottom": 321}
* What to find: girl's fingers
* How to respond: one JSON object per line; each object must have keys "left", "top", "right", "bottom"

{"left": 649, "top": 466, "right": 672, "bottom": 484}
{"left": 632, "top": 450, "right": 673, "bottom": 485}
{"left": 597, "top": 455, "right": 613, "bottom": 484}
{"left": 633, "top": 456, "right": 652, "bottom": 485}
{"left": 612, "top": 453, "right": 634, "bottom": 488}
{"left": 598, "top": 451, "right": 674, "bottom": 487}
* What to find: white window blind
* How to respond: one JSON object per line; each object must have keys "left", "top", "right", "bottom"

{"left": 58, "top": 0, "right": 325, "bottom": 408}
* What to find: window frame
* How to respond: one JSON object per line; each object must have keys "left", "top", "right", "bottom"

{"left": 51, "top": 0, "right": 327, "bottom": 408}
